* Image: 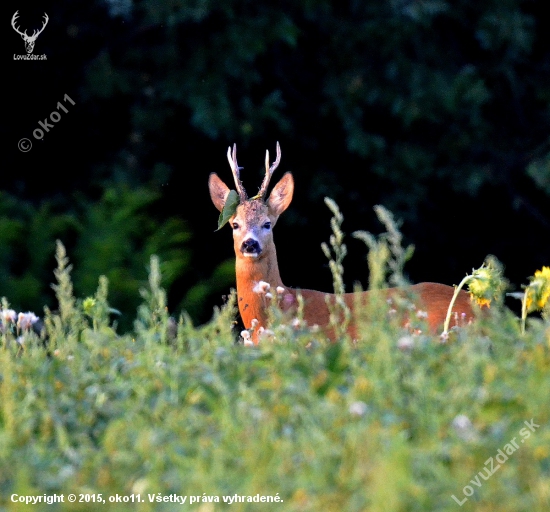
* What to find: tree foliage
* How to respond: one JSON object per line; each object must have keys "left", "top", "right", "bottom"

{"left": 5, "top": 0, "right": 550, "bottom": 326}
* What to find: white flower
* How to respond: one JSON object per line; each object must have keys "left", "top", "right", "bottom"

{"left": 241, "top": 330, "right": 251, "bottom": 340}
{"left": 265, "top": 292, "right": 273, "bottom": 300}
{"left": 258, "top": 327, "right": 275, "bottom": 340}
{"left": 397, "top": 336, "right": 414, "bottom": 351}
{"left": 276, "top": 286, "right": 285, "bottom": 295}
{"left": 452, "top": 414, "right": 472, "bottom": 431}
{"left": 291, "top": 318, "right": 302, "bottom": 329}
{"left": 250, "top": 318, "right": 259, "bottom": 329}
{"left": 416, "top": 310, "right": 428, "bottom": 319}
{"left": 253, "top": 281, "right": 271, "bottom": 294}
{"left": 452, "top": 414, "right": 478, "bottom": 442}
{"left": 17, "top": 312, "right": 40, "bottom": 331}
{"left": 349, "top": 401, "right": 368, "bottom": 417}
{"left": 1, "top": 309, "right": 17, "bottom": 324}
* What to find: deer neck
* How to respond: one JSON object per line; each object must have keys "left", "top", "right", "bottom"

{"left": 235, "top": 244, "right": 284, "bottom": 329}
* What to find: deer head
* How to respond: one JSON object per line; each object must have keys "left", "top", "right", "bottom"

{"left": 11, "top": 11, "right": 49, "bottom": 54}
{"left": 209, "top": 142, "right": 294, "bottom": 264}
{"left": 208, "top": 142, "right": 479, "bottom": 344}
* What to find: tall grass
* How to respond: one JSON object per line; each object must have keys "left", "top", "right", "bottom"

{"left": 0, "top": 210, "right": 549, "bottom": 512}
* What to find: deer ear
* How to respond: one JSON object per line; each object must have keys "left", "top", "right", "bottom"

{"left": 209, "top": 173, "right": 231, "bottom": 212}
{"left": 267, "top": 172, "right": 294, "bottom": 217}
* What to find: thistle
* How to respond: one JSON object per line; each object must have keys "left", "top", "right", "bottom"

{"left": 521, "top": 266, "right": 550, "bottom": 334}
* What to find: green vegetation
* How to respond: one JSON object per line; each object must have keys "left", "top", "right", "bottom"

{"left": 7, "top": 0, "right": 550, "bottom": 327}
{"left": 1, "top": 207, "right": 549, "bottom": 510}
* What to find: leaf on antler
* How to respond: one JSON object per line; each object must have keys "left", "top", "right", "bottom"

{"left": 216, "top": 190, "right": 239, "bottom": 231}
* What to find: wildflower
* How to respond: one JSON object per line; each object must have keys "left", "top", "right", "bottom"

{"left": 1, "top": 309, "right": 17, "bottom": 324}
{"left": 252, "top": 281, "right": 271, "bottom": 294}
{"left": 283, "top": 293, "right": 295, "bottom": 306}
{"left": 258, "top": 327, "right": 275, "bottom": 340}
{"left": 82, "top": 297, "right": 96, "bottom": 315}
{"left": 524, "top": 267, "right": 550, "bottom": 312}
{"left": 397, "top": 336, "right": 414, "bottom": 351}
{"left": 349, "top": 401, "right": 368, "bottom": 417}
{"left": 250, "top": 318, "right": 259, "bottom": 329}
{"left": 521, "top": 266, "right": 550, "bottom": 334}
{"left": 265, "top": 292, "right": 273, "bottom": 300}
{"left": 442, "top": 256, "right": 505, "bottom": 335}
{"left": 17, "top": 312, "right": 40, "bottom": 331}
{"left": 276, "top": 286, "right": 285, "bottom": 295}
{"left": 467, "top": 258, "right": 505, "bottom": 308}
{"left": 452, "top": 414, "right": 472, "bottom": 431}
{"left": 451, "top": 414, "right": 478, "bottom": 442}
{"left": 241, "top": 329, "right": 254, "bottom": 346}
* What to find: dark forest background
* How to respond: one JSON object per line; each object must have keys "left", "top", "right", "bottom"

{"left": 3, "top": 0, "right": 550, "bottom": 330}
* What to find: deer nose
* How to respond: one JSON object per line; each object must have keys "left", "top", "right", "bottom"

{"left": 241, "top": 238, "right": 261, "bottom": 255}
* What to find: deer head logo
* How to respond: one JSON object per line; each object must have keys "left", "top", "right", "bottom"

{"left": 11, "top": 11, "right": 49, "bottom": 54}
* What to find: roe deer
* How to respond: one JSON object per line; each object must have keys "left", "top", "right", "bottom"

{"left": 209, "top": 143, "right": 475, "bottom": 344}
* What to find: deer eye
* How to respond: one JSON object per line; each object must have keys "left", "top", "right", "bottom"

{"left": 262, "top": 222, "right": 271, "bottom": 230}
{"left": 232, "top": 222, "right": 240, "bottom": 230}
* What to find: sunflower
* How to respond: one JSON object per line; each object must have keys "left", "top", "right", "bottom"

{"left": 467, "top": 257, "right": 505, "bottom": 308}
{"left": 524, "top": 266, "right": 550, "bottom": 313}
{"left": 442, "top": 256, "right": 505, "bottom": 335}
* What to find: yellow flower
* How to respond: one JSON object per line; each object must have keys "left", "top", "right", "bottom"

{"left": 442, "top": 256, "right": 505, "bottom": 335}
{"left": 82, "top": 297, "right": 96, "bottom": 315}
{"left": 524, "top": 266, "right": 550, "bottom": 313}
{"left": 467, "top": 257, "right": 505, "bottom": 308}
{"left": 473, "top": 297, "right": 491, "bottom": 308}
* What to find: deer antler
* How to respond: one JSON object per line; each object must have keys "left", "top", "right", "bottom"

{"left": 32, "top": 13, "right": 49, "bottom": 39}
{"left": 227, "top": 144, "right": 248, "bottom": 202}
{"left": 258, "top": 141, "right": 281, "bottom": 199}
{"left": 11, "top": 11, "right": 26, "bottom": 38}
{"left": 11, "top": 11, "right": 49, "bottom": 54}
{"left": 11, "top": 11, "right": 48, "bottom": 39}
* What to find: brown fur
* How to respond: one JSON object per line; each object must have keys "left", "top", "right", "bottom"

{"left": 209, "top": 156, "right": 475, "bottom": 344}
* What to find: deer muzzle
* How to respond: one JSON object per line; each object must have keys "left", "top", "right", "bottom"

{"left": 241, "top": 238, "right": 261, "bottom": 257}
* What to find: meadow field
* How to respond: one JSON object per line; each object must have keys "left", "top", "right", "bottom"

{"left": 1, "top": 239, "right": 549, "bottom": 512}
